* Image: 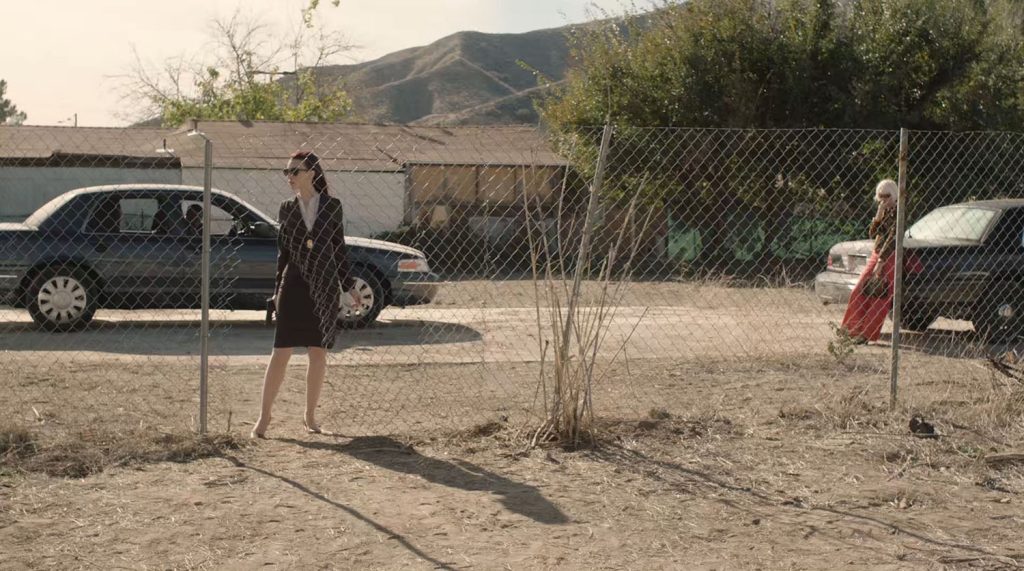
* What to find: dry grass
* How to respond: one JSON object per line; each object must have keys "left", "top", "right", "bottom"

{"left": 0, "top": 424, "right": 248, "bottom": 478}
{"left": 3, "top": 352, "right": 1024, "bottom": 568}
{"left": 771, "top": 359, "right": 1024, "bottom": 491}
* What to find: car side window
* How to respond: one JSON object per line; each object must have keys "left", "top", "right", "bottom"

{"left": 180, "top": 200, "right": 237, "bottom": 236}
{"left": 1005, "top": 211, "right": 1024, "bottom": 251}
{"left": 1011, "top": 210, "right": 1024, "bottom": 250}
{"left": 120, "top": 199, "right": 160, "bottom": 233}
{"left": 85, "top": 197, "right": 160, "bottom": 235}
{"left": 990, "top": 209, "right": 1024, "bottom": 251}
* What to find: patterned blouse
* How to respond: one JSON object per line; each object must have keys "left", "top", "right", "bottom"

{"left": 869, "top": 203, "right": 897, "bottom": 259}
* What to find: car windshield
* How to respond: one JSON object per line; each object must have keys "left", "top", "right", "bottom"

{"left": 907, "top": 205, "right": 998, "bottom": 242}
{"left": 217, "top": 192, "right": 276, "bottom": 226}
{"left": 23, "top": 192, "right": 77, "bottom": 228}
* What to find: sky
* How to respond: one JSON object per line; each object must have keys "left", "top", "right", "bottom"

{"left": 4, "top": 0, "right": 629, "bottom": 127}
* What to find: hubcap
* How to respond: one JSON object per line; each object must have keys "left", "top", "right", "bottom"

{"left": 998, "top": 303, "right": 1015, "bottom": 320}
{"left": 340, "top": 277, "right": 374, "bottom": 320}
{"left": 38, "top": 276, "right": 87, "bottom": 324}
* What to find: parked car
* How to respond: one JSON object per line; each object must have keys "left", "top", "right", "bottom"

{"left": 815, "top": 199, "right": 1024, "bottom": 341}
{"left": 0, "top": 185, "right": 440, "bottom": 331}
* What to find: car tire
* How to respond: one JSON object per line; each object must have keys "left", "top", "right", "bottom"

{"left": 27, "top": 265, "right": 98, "bottom": 332}
{"left": 973, "top": 286, "right": 1023, "bottom": 343}
{"left": 338, "top": 266, "right": 385, "bottom": 330}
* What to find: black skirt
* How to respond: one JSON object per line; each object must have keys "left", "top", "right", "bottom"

{"left": 274, "top": 267, "right": 334, "bottom": 349}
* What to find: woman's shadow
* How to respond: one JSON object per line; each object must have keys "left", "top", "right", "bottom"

{"left": 279, "top": 435, "right": 570, "bottom": 525}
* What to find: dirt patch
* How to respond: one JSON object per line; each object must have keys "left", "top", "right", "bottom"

{"left": 2, "top": 354, "right": 1023, "bottom": 568}
{"left": 2, "top": 281, "right": 1023, "bottom": 567}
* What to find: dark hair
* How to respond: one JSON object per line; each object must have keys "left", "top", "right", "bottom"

{"left": 291, "top": 150, "right": 329, "bottom": 196}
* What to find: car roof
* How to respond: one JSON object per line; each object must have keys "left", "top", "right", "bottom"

{"left": 56, "top": 184, "right": 276, "bottom": 224}
{"left": 946, "top": 198, "right": 1024, "bottom": 210}
{"left": 62, "top": 184, "right": 240, "bottom": 201}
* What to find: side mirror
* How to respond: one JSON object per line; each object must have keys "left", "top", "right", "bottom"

{"left": 249, "top": 221, "right": 277, "bottom": 239}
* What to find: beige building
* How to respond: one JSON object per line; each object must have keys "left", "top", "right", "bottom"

{"left": 0, "top": 121, "right": 570, "bottom": 239}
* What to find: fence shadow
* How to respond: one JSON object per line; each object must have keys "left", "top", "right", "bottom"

{"left": 222, "top": 454, "right": 456, "bottom": 570}
{"left": 881, "top": 329, "right": 1023, "bottom": 360}
{"left": 279, "top": 436, "right": 570, "bottom": 525}
{"left": 0, "top": 318, "right": 482, "bottom": 356}
{"left": 590, "top": 442, "right": 1020, "bottom": 563}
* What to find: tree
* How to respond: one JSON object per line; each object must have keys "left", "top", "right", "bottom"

{"left": 303, "top": 0, "right": 341, "bottom": 27}
{"left": 0, "top": 80, "right": 27, "bottom": 125}
{"left": 545, "top": 0, "right": 1024, "bottom": 130}
{"left": 120, "top": 10, "right": 353, "bottom": 126}
{"left": 541, "top": 0, "right": 1024, "bottom": 274}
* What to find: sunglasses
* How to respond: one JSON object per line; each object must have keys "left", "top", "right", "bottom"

{"left": 282, "top": 167, "right": 310, "bottom": 176}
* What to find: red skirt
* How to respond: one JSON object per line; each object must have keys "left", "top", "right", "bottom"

{"left": 841, "top": 251, "right": 895, "bottom": 342}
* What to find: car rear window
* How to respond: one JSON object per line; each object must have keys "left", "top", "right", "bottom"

{"left": 907, "top": 206, "right": 998, "bottom": 242}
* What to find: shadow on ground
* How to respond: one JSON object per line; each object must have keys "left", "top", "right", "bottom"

{"left": 0, "top": 318, "right": 481, "bottom": 356}
{"left": 279, "top": 435, "right": 570, "bottom": 525}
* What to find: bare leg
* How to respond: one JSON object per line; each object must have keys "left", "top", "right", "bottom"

{"left": 304, "top": 347, "right": 328, "bottom": 431}
{"left": 252, "top": 347, "right": 293, "bottom": 437}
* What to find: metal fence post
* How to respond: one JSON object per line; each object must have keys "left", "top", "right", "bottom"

{"left": 890, "top": 128, "right": 909, "bottom": 410}
{"left": 188, "top": 129, "right": 213, "bottom": 435}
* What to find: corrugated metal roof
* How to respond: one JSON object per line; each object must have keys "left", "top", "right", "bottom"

{"left": 0, "top": 125, "right": 174, "bottom": 159}
{"left": 0, "top": 121, "right": 569, "bottom": 171}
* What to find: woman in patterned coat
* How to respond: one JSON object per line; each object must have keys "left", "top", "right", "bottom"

{"left": 251, "top": 150, "right": 357, "bottom": 438}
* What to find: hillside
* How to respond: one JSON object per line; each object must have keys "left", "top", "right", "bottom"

{"left": 308, "top": 26, "right": 573, "bottom": 125}
{"left": 133, "top": 23, "right": 581, "bottom": 128}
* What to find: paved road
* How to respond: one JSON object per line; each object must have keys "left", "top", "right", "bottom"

{"left": 0, "top": 303, "right": 846, "bottom": 365}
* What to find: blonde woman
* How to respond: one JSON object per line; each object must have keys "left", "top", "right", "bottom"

{"left": 841, "top": 179, "right": 898, "bottom": 343}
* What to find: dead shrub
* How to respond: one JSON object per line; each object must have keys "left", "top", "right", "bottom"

{"left": 521, "top": 131, "right": 656, "bottom": 450}
{"left": 0, "top": 426, "right": 37, "bottom": 458}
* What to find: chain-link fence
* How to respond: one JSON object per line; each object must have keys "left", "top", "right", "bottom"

{"left": 1, "top": 122, "right": 1021, "bottom": 443}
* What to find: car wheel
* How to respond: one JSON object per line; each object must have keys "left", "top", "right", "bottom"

{"left": 973, "top": 288, "right": 1023, "bottom": 343}
{"left": 899, "top": 303, "right": 938, "bottom": 332}
{"left": 27, "top": 265, "right": 98, "bottom": 332}
{"left": 338, "top": 266, "right": 385, "bottom": 329}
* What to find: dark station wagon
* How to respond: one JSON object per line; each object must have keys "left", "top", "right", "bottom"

{"left": 0, "top": 185, "right": 441, "bottom": 331}
{"left": 815, "top": 199, "right": 1024, "bottom": 341}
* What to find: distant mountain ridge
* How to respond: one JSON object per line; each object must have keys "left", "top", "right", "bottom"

{"left": 306, "top": 25, "right": 574, "bottom": 126}
{"left": 132, "top": 23, "right": 578, "bottom": 127}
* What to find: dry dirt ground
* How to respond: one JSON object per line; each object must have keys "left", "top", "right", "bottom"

{"left": 2, "top": 281, "right": 1023, "bottom": 569}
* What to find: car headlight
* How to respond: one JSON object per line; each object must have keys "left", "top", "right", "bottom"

{"left": 397, "top": 258, "right": 430, "bottom": 272}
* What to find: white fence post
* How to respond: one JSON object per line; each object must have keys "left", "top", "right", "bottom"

{"left": 188, "top": 129, "right": 213, "bottom": 435}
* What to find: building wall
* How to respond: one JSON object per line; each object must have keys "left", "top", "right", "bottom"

{"left": 407, "top": 164, "right": 565, "bottom": 224}
{"left": 183, "top": 168, "right": 406, "bottom": 238}
{"left": 0, "top": 167, "right": 181, "bottom": 222}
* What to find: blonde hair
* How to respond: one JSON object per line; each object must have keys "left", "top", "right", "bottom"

{"left": 875, "top": 179, "right": 898, "bottom": 202}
